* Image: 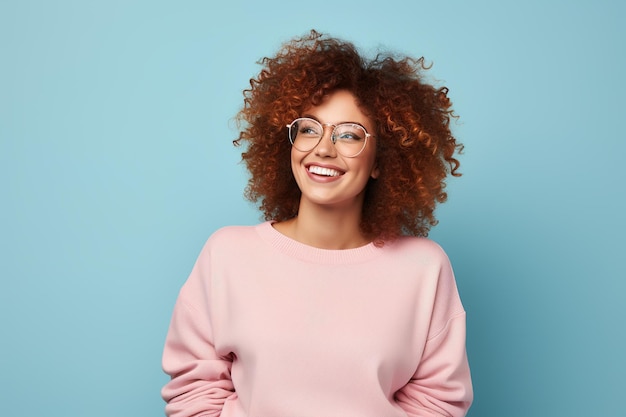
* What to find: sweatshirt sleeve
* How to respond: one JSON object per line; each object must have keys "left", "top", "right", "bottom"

{"left": 395, "top": 248, "right": 473, "bottom": 417}
{"left": 161, "top": 240, "right": 236, "bottom": 417}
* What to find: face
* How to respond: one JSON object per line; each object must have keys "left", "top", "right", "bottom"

{"left": 290, "top": 89, "right": 379, "bottom": 212}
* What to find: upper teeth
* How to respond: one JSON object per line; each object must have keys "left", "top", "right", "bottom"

{"left": 309, "top": 166, "right": 341, "bottom": 176}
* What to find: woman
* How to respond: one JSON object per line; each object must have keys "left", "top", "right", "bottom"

{"left": 161, "top": 30, "right": 473, "bottom": 417}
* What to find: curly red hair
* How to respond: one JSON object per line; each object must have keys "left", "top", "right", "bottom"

{"left": 234, "top": 30, "right": 462, "bottom": 243}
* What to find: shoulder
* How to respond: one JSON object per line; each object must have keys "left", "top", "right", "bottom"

{"left": 373, "top": 236, "right": 456, "bottom": 281}
{"left": 384, "top": 235, "right": 451, "bottom": 264}
{"left": 199, "top": 222, "right": 267, "bottom": 256}
{"left": 207, "top": 223, "right": 261, "bottom": 243}
{"left": 387, "top": 237, "right": 464, "bottom": 314}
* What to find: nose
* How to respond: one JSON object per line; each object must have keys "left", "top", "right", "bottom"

{"left": 313, "top": 125, "right": 337, "bottom": 157}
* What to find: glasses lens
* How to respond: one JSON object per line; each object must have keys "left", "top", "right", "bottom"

{"left": 288, "top": 118, "right": 370, "bottom": 157}
{"left": 289, "top": 118, "right": 323, "bottom": 151}
{"left": 333, "top": 124, "right": 367, "bottom": 157}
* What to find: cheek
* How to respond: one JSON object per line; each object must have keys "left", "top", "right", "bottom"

{"left": 290, "top": 149, "right": 304, "bottom": 186}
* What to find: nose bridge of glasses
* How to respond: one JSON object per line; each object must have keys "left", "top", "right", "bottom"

{"left": 320, "top": 122, "right": 338, "bottom": 144}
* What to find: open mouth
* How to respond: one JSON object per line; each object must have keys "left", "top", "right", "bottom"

{"left": 307, "top": 165, "right": 343, "bottom": 177}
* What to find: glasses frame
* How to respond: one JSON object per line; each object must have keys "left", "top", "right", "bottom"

{"left": 286, "top": 117, "right": 373, "bottom": 158}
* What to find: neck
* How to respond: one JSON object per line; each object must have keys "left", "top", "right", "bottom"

{"left": 274, "top": 201, "right": 369, "bottom": 250}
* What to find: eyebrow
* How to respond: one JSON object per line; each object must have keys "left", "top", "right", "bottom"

{"left": 301, "top": 114, "right": 369, "bottom": 130}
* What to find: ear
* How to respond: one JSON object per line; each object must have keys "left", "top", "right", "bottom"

{"left": 370, "top": 162, "right": 380, "bottom": 179}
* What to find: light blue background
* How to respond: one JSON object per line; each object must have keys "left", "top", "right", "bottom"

{"left": 1, "top": 1, "right": 624, "bottom": 416}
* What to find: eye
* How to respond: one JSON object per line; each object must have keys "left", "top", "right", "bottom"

{"left": 297, "top": 119, "right": 322, "bottom": 137}
{"left": 300, "top": 126, "right": 318, "bottom": 135}
{"left": 334, "top": 124, "right": 365, "bottom": 142}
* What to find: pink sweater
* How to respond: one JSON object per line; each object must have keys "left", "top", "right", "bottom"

{"left": 161, "top": 222, "right": 473, "bottom": 417}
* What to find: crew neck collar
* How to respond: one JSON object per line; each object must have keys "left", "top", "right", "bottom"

{"left": 255, "top": 221, "right": 384, "bottom": 265}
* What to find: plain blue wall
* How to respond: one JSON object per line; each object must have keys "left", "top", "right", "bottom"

{"left": 2, "top": 1, "right": 624, "bottom": 416}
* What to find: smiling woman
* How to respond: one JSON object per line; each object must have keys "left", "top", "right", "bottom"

{"left": 235, "top": 31, "right": 462, "bottom": 245}
{"left": 160, "top": 29, "right": 472, "bottom": 417}
{"left": 281, "top": 89, "right": 380, "bottom": 247}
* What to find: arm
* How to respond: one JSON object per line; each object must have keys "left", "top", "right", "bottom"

{"left": 395, "top": 245, "right": 473, "bottom": 417}
{"left": 395, "top": 313, "right": 473, "bottom": 417}
{"left": 161, "top": 243, "right": 236, "bottom": 417}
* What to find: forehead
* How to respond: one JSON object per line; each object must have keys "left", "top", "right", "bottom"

{"left": 303, "top": 90, "right": 373, "bottom": 130}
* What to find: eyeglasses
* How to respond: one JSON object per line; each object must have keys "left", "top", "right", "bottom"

{"left": 286, "top": 117, "right": 373, "bottom": 158}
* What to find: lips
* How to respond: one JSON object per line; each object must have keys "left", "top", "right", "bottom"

{"left": 307, "top": 164, "right": 344, "bottom": 177}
